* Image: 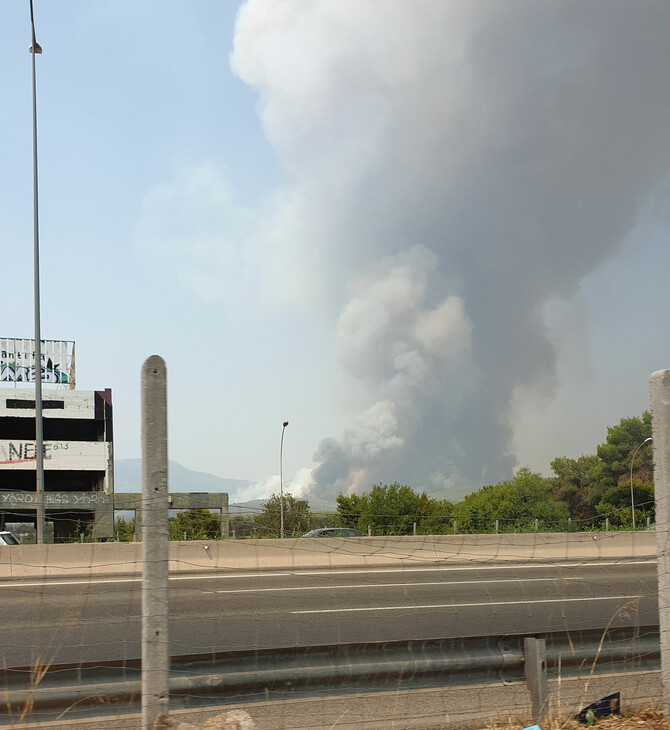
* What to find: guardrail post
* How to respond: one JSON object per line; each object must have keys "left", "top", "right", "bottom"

{"left": 141, "top": 356, "right": 169, "bottom": 729}
{"left": 524, "top": 637, "right": 548, "bottom": 721}
{"left": 651, "top": 369, "right": 670, "bottom": 715}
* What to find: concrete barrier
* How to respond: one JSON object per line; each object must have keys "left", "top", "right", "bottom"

{"left": 0, "top": 531, "right": 655, "bottom": 580}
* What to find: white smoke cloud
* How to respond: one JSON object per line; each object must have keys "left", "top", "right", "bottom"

{"left": 231, "top": 0, "right": 670, "bottom": 496}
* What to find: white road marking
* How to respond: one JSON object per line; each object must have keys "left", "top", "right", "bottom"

{"left": 214, "top": 576, "right": 577, "bottom": 594}
{"left": 292, "top": 594, "right": 644, "bottom": 614}
{"left": 0, "top": 559, "right": 653, "bottom": 589}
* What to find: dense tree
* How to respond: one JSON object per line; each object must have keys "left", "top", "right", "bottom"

{"left": 334, "top": 493, "right": 366, "bottom": 529}
{"left": 550, "top": 412, "right": 654, "bottom": 527}
{"left": 596, "top": 412, "right": 653, "bottom": 489}
{"left": 335, "top": 483, "right": 453, "bottom": 535}
{"left": 550, "top": 455, "right": 599, "bottom": 520}
{"left": 114, "top": 517, "right": 136, "bottom": 541}
{"left": 253, "top": 493, "right": 312, "bottom": 537}
{"left": 169, "top": 508, "right": 221, "bottom": 540}
{"left": 453, "top": 468, "right": 569, "bottom": 533}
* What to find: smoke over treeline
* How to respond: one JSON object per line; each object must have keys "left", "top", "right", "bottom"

{"left": 232, "top": 1, "right": 670, "bottom": 498}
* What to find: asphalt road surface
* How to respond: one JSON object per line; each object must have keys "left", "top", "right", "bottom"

{"left": 1, "top": 557, "right": 656, "bottom": 669}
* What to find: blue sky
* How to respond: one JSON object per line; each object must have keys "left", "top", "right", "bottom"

{"left": 2, "top": 1, "right": 669, "bottom": 502}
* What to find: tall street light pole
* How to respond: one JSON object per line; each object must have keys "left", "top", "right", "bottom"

{"left": 630, "top": 436, "right": 652, "bottom": 530}
{"left": 280, "top": 421, "right": 288, "bottom": 538}
{"left": 29, "top": 0, "right": 46, "bottom": 545}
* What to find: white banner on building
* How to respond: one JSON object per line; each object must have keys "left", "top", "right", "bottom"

{"left": 0, "top": 440, "right": 108, "bottom": 470}
{"left": 0, "top": 338, "right": 76, "bottom": 388}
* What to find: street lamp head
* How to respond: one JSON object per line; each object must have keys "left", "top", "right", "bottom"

{"left": 283, "top": 421, "right": 289, "bottom": 428}
{"left": 643, "top": 437, "right": 653, "bottom": 444}
{"left": 29, "top": 42, "right": 42, "bottom": 54}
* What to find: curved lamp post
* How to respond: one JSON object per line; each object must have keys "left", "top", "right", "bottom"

{"left": 630, "top": 436, "right": 652, "bottom": 530}
{"left": 29, "top": 0, "right": 45, "bottom": 545}
{"left": 280, "top": 421, "right": 288, "bottom": 538}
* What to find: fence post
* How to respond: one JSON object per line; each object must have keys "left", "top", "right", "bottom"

{"left": 567, "top": 517, "right": 572, "bottom": 532}
{"left": 367, "top": 525, "right": 371, "bottom": 536}
{"left": 651, "top": 369, "right": 670, "bottom": 715}
{"left": 606, "top": 517, "right": 610, "bottom": 531}
{"left": 413, "top": 522, "right": 417, "bottom": 536}
{"left": 524, "top": 637, "right": 548, "bottom": 721}
{"left": 141, "top": 356, "right": 169, "bottom": 729}
{"left": 495, "top": 519, "right": 499, "bottom": 534}
{"left": 534, "top": 518, "right": 538, "bottom": 531}
{"left": 453, "top": 520, "right": 457, "bottom": 534}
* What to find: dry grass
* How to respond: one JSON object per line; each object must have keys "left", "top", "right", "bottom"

{"left": 486, "top": 709, "right": 670, "bottom": 730}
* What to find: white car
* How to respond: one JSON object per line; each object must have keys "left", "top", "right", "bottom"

{"left": 0, "top": 531, "right": 20, "bottom": 545}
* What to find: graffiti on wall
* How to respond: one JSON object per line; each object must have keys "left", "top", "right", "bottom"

{"left": 0, "top": 442, "right": 61, "bottom": 465}
{"left": 0, "top": 492, "right": 108, "bottom": 506}
{"left": 0, "top": 338, "right": 75, "bottom": 386}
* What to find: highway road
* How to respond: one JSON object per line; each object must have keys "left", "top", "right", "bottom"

{"left": 1, "top": 557, "right": 657, "bottom": 669}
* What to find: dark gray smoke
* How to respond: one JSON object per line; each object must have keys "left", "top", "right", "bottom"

{"left": 233, "top": 1, "right": 670, "bottom": 498}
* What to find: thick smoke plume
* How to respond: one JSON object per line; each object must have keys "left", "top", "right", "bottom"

{"left": 233, "top": 1, "right": 670, "bottom": 498}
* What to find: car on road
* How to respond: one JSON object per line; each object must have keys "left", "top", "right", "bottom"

{"left": 301, "top": 527, "right": 366, "bottom": 538}
{"left": 0, "top": 531, "right": 20, "bottom": 545}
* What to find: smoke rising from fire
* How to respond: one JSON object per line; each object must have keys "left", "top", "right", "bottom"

{"left": 232, "top": 1, "right": 670, "bottom": 497}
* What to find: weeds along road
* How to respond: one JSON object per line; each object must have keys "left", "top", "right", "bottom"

{"left": 0, "top": 558, "right": 657, "bottom": 669}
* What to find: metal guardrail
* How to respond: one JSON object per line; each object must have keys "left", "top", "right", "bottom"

{"left": 0, "top": 626, "right": 659, "bottom": 725}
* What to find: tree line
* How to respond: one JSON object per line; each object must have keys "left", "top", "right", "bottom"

{"left": 113, "top": 411, "right": 654, "bottom": 539}
{"left": 334, "top": 411, "right": 653, "bottom": 534}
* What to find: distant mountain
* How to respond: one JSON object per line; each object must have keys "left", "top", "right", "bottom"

{"left": 113, "top": 459, "right": 337, "bottom": 513}
{"left": 114, "top": 459, "right": 255, "bottom": 497}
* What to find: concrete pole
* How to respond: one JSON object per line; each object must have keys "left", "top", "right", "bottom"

{"left": 651, "top": 369, "right": 670, "bottom": 715}
{"left": 524, "top": 637, "right": 548, "bottom": 721}
{"left": 141, "top": 356, "right": 169, "bottom": 728}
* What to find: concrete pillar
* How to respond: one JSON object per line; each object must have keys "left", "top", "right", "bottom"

{"left": 141, "top": 356, "right": 169, "bottom": 729}
{"left": 219, "top": 506, "right": 229, "bottom": 539}
{"left": 651, "top": 369, "right": 670, "bottom": 715}
{"left": 524, "top": 637, "right": 548, "bottom": 721}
